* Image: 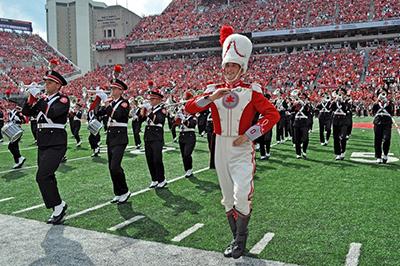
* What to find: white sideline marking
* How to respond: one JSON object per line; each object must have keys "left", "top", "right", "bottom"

{"left": 393, "top": 118, "right": 400, "bottom": 136}
{"left": 107, "top": 215, "right": 145, "bottom": 231}
{"left": 345, "top": 242, "right": 362, "bottom": 266}
{"left": 249, "top": 232, "right": 275, "bottom": 254}
{"left": 0, "top": 197, "right": 14, "bottom": 203}
{"left": 171, "top": 223, "right": 204, "bottom": 242}
{"left": 65, "top": 167, "right": 209, "bottom": 220}
{"left": 12, "top": 203, "right": 45, "bottom": 214}
{"left": 0, "top": 156, "right": 92, "bottom": 175}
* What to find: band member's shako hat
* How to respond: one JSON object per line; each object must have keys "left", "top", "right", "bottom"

{"left": 220, "top": 25, "right": 253, "bottom": 74}
{"left": 43, "top": 70, "right": 67, "bottom": 86}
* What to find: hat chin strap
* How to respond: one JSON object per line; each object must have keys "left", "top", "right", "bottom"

{"left": 224, "top": 66, "right": 243, "bottom": 85}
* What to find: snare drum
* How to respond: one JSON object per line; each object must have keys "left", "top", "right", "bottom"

{"left": 87, "top": 119, "right": 103, "bottom": 136}
{"left": 1, "top": 122, "right": 23, "bottom": 143}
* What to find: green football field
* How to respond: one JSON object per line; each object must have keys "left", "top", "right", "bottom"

{"left": 0, "top": 118, "right": 399, "bottom": 266}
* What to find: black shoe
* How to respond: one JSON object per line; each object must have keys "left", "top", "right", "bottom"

{"left": 47, "top": 204, "right": 68, "bottom": 225}
{"left": 223, "top": 239, "right": 235, "bottom": 257}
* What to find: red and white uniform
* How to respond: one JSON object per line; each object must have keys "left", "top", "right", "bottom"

{"left": 186, "top": 80, "right": 280, "bottom": 215}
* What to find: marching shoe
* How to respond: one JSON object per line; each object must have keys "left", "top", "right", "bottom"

{"left": 12, "top": 156, "right": 26, "bottom": 169}
{"left": 118, "top": 191, "right": 131, "bottom": 204}
{"left": 335, "top": 155, "right": 342, "bottom": 160}
{"left": 47, "top": 202, "right": 67, "bottom": 225}
{"left": 149, "top": 181, "right": 158, "bottom": 188}
{"left": 265, "top": 153, "right": 271, "bottom": 159}
{"left": 260, "top": 156, "right": 267, "bottom": 160}
{"left": 296, "top": 155, "right": 302, "bottom": 159}
{"left": 340, "top": 153, "right": 345, "bottom": 160}
{"left": 321, "top": 142, "right": 326, "bottom": 146}
{"left": 136, "top": 144, "right": 141, "bottom": 149}
{"left": 325, "top": 140, "right": 329, "bottom": 145}
{"left": 302, "top": 152, "right": 307, "bottom": 159}
{"left": 156, "top": 180, "right": 168, "bottom": 188}
{"left": 382, "top": 155, "right": 388, "bottom": 164}
{"left": 110, "top": 195, "right": 121, "bottom": 203}
{"left": 376, "top": 158, "right": 383, "bottom": 164}
{"left": 185, "top": 169, "right": 193, "bottom": 178}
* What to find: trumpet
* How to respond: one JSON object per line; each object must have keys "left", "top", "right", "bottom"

{"left": 19, "top": 82, "right": 45, "bottom": 97}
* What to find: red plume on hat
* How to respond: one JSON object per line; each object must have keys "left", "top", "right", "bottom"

{"left": 5, "top": 89, "right": 11, "bottom": 96}
{"left": 147, "top": 80, "right": 154, "bottom": 87}
{"left": 219, "top": 25, "right": 234, "bottom": 47}
{"left": 49, "top": 58, "right": 59, "bottom": 70}
{"left": 113, "top": 64, "right": 122, "bottom": 79}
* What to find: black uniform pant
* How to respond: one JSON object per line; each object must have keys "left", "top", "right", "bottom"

{"left": 0, "top": 121, "right": 3, "bottom": 139}
{"left": 36, "top": 145, "right": 66, "bottom": 208}
{"left": 207, "top": 132, "right": 216, "bottom": 169}
{"left": 257, "top": 130, "right": 272, "bottom": 157}
{"left": 374, "top": 124, "right": 392, "bottom": 158}
{"left": 294, "top": 126, "right": 309, "bottom": 155}
{"left": 179, "top": 134, "right": 196, "bottom": 171}
{"left": 107, "top": 144, "right": 128, "bottom": 196}
{"left": 198, "top": 117, "right": 207, "bottom": 135}
{"left": 72, "top": 121, "right": 81, "bottom": 143}
{"left": 145, "top": 140, "right": 165, "bottom": 182}
{"left": 284, "top": 116, "right": 292, "bottom": 137}
{"left": 167, "top": 117, "right": 177, "bottom": 140}
{"left": 30, "top": 120, "right": 37, "bottom": 140}
{"left": 333, "top": 124, "right": 348, "bottom": 155}
{"left": 319, "top": 118, "right": 332, "bottom": 143}
{"left": 346, "top": 116, "right": 353, "bottom": 136}
{"left": 131, "top": 120, "right": 142, "bottom": 146}
{"left": 8, "top": 136, "right": 22, "bottom": 163}
{"left": 276, "top": 117, "right": 285, "bottom": 142}
{"left": 89, "top": 133, "right": 100, "bottom": 150}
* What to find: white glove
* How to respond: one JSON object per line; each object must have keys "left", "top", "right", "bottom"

{"left": 96, "top": 90, "right": 108, "bottom": 102}
{"left": 143, "top": 102, "right": 152, "bottom": 112}
{"left": 177, "top": 112, "right": 185, "bottom": 120}
{"left": 28, "top": 86, "right": 41, "bottom": 97}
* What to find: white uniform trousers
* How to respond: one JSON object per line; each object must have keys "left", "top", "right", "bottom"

{"left": 215, "top": 135, "right": 255, "bottom": 216}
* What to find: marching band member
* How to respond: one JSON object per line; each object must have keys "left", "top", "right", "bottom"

{"left": 331, "top": 87, "right": 350, "bottom": 160}
{"left": 98, "top": 74, "right": 132, "bottom": 204}
{"left": 185, "top": 26, "right": 280, "bottom": 259}
{"left": 0, "top": 108, "right": 4, "bottom": 142}
{"left": 205, "top": 111, "right": 216, "bottom": 169}
{"left": 177, "top": 91, "right": 197, "bottom": 178}
{"left": 345, "top": 93, "right": 354, "bottom": 139}
{"left": 273, "top": 89, "right": 288, "bottom": 144}
{"left": 22, "top": 69, "right": 69, "bottom": 224}
{"left": 130, "top": 97, "right": 142, "bottom": 149}
{"left": 255, "top": 92, "right": 273, "bottom": 160}
{"left": 140, "top": 89, "right": 168, "bottom": 189}
{"left": 291, "top": 91, "right": 311, "bottom": 159}
{"left": 7, "top": 106, "right": 26, "bottom": 169}
{"left": 316, "top": 92, "right": 332, "bottom": 146}
{"left": 372, "top": 88, "right": 394, "bottom": 164}
{"left": 87, "top": 95, "right": 103, "bottom": 157}
{"left": 69, "top": 102, "right": 83, "bottom": 147}
{"left": 166, "top": 95, "right": 178, "bottom": 142}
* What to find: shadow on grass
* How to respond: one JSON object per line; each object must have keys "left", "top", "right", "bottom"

{"left": 187, "top": 175, "right": 219, "bottom": 194}
{"left": 155, "top": 188, "right": 203, "bottom": 215}
{"left": 1, "top": 170, "right": 29, "bottom": 182}
{"left": 115, "top": 202, "right": 170, "bottom": 242}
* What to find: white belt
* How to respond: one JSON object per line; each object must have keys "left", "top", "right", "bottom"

{"left": 108, "top": 122, "right": 128, "bottom": 128}
{"left": 181, "top": 128, "right": 195, "bottom": 132}
{"left": 37, "top": 123, "right": 66, "bottom": 129}
{"left": 147, "top": 124, "right": 163, "bottom": 128}
{"left": 73, "top": 117, "right": 81, "bottom": 121}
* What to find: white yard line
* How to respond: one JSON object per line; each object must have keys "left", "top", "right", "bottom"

{"left": 345, "top": 242, "right": 362, "bottom": 266}
{"left": 0, "top": 197, "right": 14, "bottom": 203}
{"left": 12, "top": 203, "right": 45, "bottom": 214}
{"left": 249, "top": 232, "right": 275, "bottom": 254}
{"left": 392, "top": 118, "right": 400, "bottom": 136}
{"left": 107, "top": 215, "right": 145, "bottom": 231}
{"left": 65, "top": 167, "right": 209, "bottom": 221}
{"left": 171, "top": 223, "right": 204, "bottom": 242}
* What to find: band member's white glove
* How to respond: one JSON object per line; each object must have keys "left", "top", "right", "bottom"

{"left": 28, "top": 86, "right": 41, "bottom": 98}
{"left": 143, "top": 102, "right": 152, "bottom": 113}
{"left": 177, "top": 112, "right": 185, "bottom": 121}
{"left": 96, "top": 90, "right": 108, "bottom": 102}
